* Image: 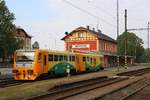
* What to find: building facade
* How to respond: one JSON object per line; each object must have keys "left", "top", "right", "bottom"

{"left": 61, "top": 26, "right": 118, "bottom": 67}
{"left": 15, "top": 28, "right": 32, "bottom": 50}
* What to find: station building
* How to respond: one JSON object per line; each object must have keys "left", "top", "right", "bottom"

{"left": 15, "top": 28, "right": 32, "bottom": 50}
{"left": 0, "top": 28, "right": 32, "bottom": 67}
{"left": 61, "top": 26, "right": 134, "bottom": 67}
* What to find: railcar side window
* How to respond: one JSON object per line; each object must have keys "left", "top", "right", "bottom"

{"left": 90, "top": 58, "right": 93, "bottom": 64}
{"left": 72, "top": 56, "right": 75, "bottom": 61}
{"left": 87, "top": 57, "right": 89, "bottom": 62}
{"left": 59, "top": 55, "right": 63, "bottom": 61}
{"left": 44, "top": 55, "right": 47, "bottom": 65}
{"left": 64, "top": 56, "right": 68, "bottom": 61}
{"left": 54, "top": 55, "right": 58, "bottom": 61}
{"left": 100, "top": 57, "right": 102, "bottom": 61}
{"left": 69, "top": 55, "right": 72, "bottom": 61}
{"left": 76, "top": 56, "right": 79, "bottom": 63}
{"left": 94, "top": 58, "right": 96, "bottom": 65}
{"left": 83, "top": 57, "right": 86, "bottom": 62}
{"left": 48, "top": 54, "right": 53, "bottom": 61}
{"left": 38, "top": 53, "right": 41, "bottom": 63}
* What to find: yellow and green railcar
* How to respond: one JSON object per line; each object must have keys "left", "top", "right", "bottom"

{"left": 47, "top": 51, "right": 77, "bottom": 75}
{"left": 13, "top": 49, "right": 104, "bottom": 80}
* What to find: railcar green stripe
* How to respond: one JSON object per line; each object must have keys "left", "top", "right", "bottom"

{"left": 85, "top": 63, "right": 103, "bottom": 72}
{"left": 49, "top": 62, "right": 75, "bottom": 75}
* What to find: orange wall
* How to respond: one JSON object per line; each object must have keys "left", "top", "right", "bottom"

{"left": 99, "top": 40, "right": 117, "bottom": 53}
{"left": 64, "top": 30, "right": 117, "bottom": 54}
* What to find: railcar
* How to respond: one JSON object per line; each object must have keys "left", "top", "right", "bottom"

{"left": 13, "top": 49, "right": 104, "bottom": 80}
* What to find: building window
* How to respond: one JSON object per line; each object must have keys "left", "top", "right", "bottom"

{"left": 104, "top": 42, "right": 106, "bottom": 51}
{"left": 27, "top": 38, "right": 30, "bottom": 44}
{"left": 78, "top": 32, "right": 84, "bottom": 38}
{"left": 103, "top": 42, "right": 105, "bottom": 51}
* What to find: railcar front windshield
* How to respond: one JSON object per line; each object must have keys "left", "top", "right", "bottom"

{"left": 16, "top": 51, "right": 35, "bottom": 62}
{"left": 15, "top": 51, "right": 35, "bottom": 68}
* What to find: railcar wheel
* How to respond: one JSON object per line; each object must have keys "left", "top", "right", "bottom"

{"left": 70, "top": 69, "right": 76, "bottom": 75}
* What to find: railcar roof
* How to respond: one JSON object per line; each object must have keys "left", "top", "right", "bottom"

{"left": 16, "top": 49, "right": 36, "bottom": 52}
{"left": 47, "top": 50, "right": 103, "bottom": 56}
{"left": 15, "top": 49, "right": 103, "bottom": 56}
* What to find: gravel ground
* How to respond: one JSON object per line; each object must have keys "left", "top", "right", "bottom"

{"left": 64, "top": 72, "right": 150, "bottom": 100}
{"left": 127, "top": 83, "right": 150, "bottom": 100}
{"left": 0, "top": 65, "right": 149, "bottom": 99}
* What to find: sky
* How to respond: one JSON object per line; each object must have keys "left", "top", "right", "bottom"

{"left": 5, "top": 0, "right": 150, "bottom": 50}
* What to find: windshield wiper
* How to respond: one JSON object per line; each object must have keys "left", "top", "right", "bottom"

{"left": 25, "top": 59, "right": 33, "bottom": 61}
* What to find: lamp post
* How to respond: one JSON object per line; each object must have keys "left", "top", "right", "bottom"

{"left": 124, "top": 9, "right": 128, "bottom": 69}
{"left": 65, "top": 32, "right": 71, "bottom": 77}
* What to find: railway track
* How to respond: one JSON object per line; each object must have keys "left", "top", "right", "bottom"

{"left": 25, "top": 67, "right": 150, "bottom": 100}
{"left": 120, "top": 79, "right": 150, "bottom": 100}
{"left": 98, "top": 76, "right": 150, "bottom": 100}
{"left": 25, "top": 77, "right": 128, "bottom": 100}
{"left": 117, "top": 68, "right": 150, "bottom": 76}
{"left": 0, "top": 79, "right": 23, "bottom": 88}
{"left": 95, "top": 68, "right": 150, "bottom": 100}
{"left": 124, "top": 82, "right": 150, "bottom": 100}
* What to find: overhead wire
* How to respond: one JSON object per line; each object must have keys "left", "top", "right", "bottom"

{"left": 88, "top": 0, "right": 116, "bottom": 20}
{"left": 63, "top": 0, "right": 116, "bottom": 28}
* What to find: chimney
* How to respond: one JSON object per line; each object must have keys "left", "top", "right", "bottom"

{"left": 97, "top": 29, "right": 102, "bottom": 33}
{"left": 65, "top": 32, "right": 69, "bottom": 35}
{"left": 93, "top": 28, "right": 95, "bottom": 31}
{"left": 86, "top": 25, "right": 89, "bottom": 30}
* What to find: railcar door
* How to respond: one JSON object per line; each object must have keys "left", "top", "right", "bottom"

{"left": 75, "top": 55, "right": 80, "bottom": 71}
{"left": 42, "top": 51, "right": 48, "bottom": 73}
{"left": 78, "top": 54, "right": 86, "bottom": 72}
{"left": 93, "top": 57, "right": 96, "bottom": 67}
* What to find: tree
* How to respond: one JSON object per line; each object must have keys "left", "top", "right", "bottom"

{"left": 32, "top": 41, "right": 39, "bottom": 49}
{"left": 144, "top": 48, "right": 150, "bottom": 63}
{"left": 0, "top": 0, "right": 22, "bottom": 63}
{"left": 117, "top": 32, "right": 144, "bottom": 62}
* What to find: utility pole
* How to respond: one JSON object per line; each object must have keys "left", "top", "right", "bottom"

{"left": 148, "top": 22, "right": 150, "bottom": 50}
{"left": 117, "top": 0, "right": 119, "bottom": 40}
{"left": 148, "top": 22, "right": 150, "bottom": 62}
{"left": 125, "top": 9, "right": 127, "bottom": 32}
{"left": 124, "top": 9, "right": 128, "bottom": 69}
{"left": 117, "top": 0, "right": 120, "bottom": 71}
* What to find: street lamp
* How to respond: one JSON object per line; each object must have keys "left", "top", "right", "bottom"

{"left": 65, "top": 32, "right": 70, "bottom": 51}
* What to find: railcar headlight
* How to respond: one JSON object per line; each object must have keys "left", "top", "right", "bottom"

{"left": 27, "top": 70, "right": 33, "bottom": 74}
{"left": 13, "top": 70, "right": 18, "bottom": 73}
